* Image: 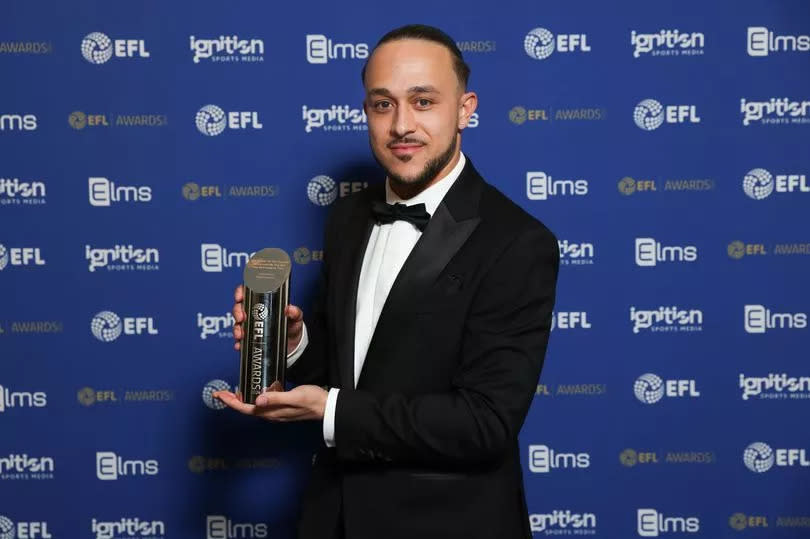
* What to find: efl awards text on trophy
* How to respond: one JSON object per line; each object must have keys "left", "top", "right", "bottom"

{"left": 238, "top": 248, "right": 291, "bottom": 404}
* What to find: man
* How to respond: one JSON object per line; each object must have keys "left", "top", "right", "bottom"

{"left": 215, "top": 24, "right": 559, "bottom": 539}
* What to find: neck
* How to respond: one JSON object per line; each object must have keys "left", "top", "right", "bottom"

{"left": 389, "top": 145, "right": 462, "bottom": 200}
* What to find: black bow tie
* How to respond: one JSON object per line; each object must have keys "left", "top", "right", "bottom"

{"left": 371, "top": 200, "right": 431, "bottom": 231}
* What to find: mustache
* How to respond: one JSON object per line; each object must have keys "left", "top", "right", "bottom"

{"left": 387, "top": 138, "right": 426, "bottom": 148}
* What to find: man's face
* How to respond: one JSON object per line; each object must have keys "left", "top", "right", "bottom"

{"left": 363, "top": 39, "right": 472, "bottom": 191}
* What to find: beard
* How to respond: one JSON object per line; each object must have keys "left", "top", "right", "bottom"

{"left": 372, "top": 135, "right": 458, "bottom": 193}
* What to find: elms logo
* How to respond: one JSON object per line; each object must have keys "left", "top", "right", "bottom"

{"left": 743, "top": 168, "right": 809, "bottom": 199}
{"left": 524, "top": 27, "right": 591, "bottom": 60}
{"left": 635, "top": 238, "right": 697, "bottom": 267}
{"left": 206, "top": 515, "right": 268, "bottom": 539}
{"left": 744, "top": 305, "right": 807, "bottom": 334}
{"left": 634, "top": 99, "right": 700, "bottom": 130}
{"left": 81, "top": 32, "right": 150, "bottom": 64}
{"left": 526, "top": 171, "right": 588, "bottom": 200}
{"left": 201, "top": 244, "right": 256, "bottom": 272}
{"left": 0, "top": 114, "right": 37, "bottom": 131}
{"left": 528, "top": 444, "right": 590, "bottom": 473}
{"left": 634, "top": 373, "right": 700, "bottom": 404}
{"left": 96, "top": 451, "right": 158, "bottom": 480}
{"left": 747, "top": 27, "right": 810, "bottom": 57}
{"left": 306, "top": 34, "right": 368, "bottom": 64}
{"left": 637, "top": 509, "right": 699, "bottom": 536}
{"left": 88, "top": 177, "right": 152, "bottom": 207}
{"left": 195, "top": 105, "right": 262, "bottom": 136}
{"left": 0, "top": 384, "right": 47, "bottom": 413}
{"left": 90, "top": 311, "right": 158, "bottom": 342}
{"left": 743, "top": 442, "right": 809, "bottom": 472}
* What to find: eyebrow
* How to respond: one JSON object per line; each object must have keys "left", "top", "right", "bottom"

{"left": 367, "top": 85, "right": 441, "bottom": 97}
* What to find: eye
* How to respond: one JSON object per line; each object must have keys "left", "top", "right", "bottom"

{"left": 373, "top": 100, "right": 392, "bottom": 111}
{"left": 415, "top": 98, "right": 432, "bottom": 108}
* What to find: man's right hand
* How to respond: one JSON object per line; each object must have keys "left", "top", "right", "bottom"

{"left": 232, "top": 284, "right": 305, "bottom": 354}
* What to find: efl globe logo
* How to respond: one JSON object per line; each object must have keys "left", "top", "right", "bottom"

{"left": 0, "top": 516, "right": 13, "bottom": 539}
{"left": 196, "top": 105, "right": 226, "bottom": 136}
{"left": 202, "top": 379, "right": 230, "bottom": 410}
{"left": 252, "top": 303, "right": 267, "bottom": 321}
{"left": 743, "top": 442, "right": 774, "bottom": 473}
{"left": 91, "top": 311, "right": 123, "bottom": 342}
{"left": 634, "top": 373, "right": 664, "bottom": 404}
{"left": 634, "top": 99, "right": 664, "bottom": 130}
{"left": 81, "top": 32, "right": 113, "bottom": 64}
{"left": 307, "top": 175, "right": 337, "bottom": 206}
{"left": 524, "top": 28, "right": 555, "bottom": 60}
{"left": 0, "top": 244, "right": 8, "bottom": 271}
{"left": 743, "top": 168, "right": 774, "bottom": 200}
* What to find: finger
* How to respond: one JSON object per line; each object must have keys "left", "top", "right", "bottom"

{"left": 234, "top": 284, "right": 244, "bottom": 302}
{"left": 286, "top": 304, "right": 303, "bottom": 322}
{"left": 255, "top": 391, "right": 295, "bottom": 407}
{"left": 213, "top": 391, "right": 254, "bottom": 415}
{"left": 233, "top": 324, "right": 242, "bottom": 340}
{"left": 232, "top": 303, "right": 244, "bottom": 323}
{"left": 234, "top": 341, "right": 241, "bottom": 351}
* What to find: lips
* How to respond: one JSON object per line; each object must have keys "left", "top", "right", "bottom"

{"left": 389, "top": 143, "right": 424, "bottom": 157}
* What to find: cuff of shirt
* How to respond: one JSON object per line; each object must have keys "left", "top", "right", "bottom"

{"left": 323, "top": 387, "right": 339, "bottom": 447}
{"left": 285, "top": 322, "right": 308, "bottom": 367}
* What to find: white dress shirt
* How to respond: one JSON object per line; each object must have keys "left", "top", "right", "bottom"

{"left": 288, "top": 153, "right": 467, "bottom": 447}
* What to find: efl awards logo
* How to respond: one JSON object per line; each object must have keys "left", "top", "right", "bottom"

{"left": 0, "top": 178, "right": 47, "bottom": 206}
{"left": 182, "top": 181, "right": 278, "bottom": 201}
{"left": 634, "top": 373, "right": 700, "bottom": 404}
{"left": 637, "top": 509, "right": 699, "bottom": 536}
{"left": 747, "top": 27, "right": 810, "bottom": 57}
{"left": 305, "top": 34, "right": 368, "bottom": 64}
{"left": 631, "top": 30, "right": 705, "bottom": 57}
{"left": 729, "top": 513, "right": 769, "bottom": 531}
{"left": 743, "top": 168, "right": 809, "bottom": 199}
{"left": 190, "top": 35, "right": 264, "bottom": 63}
{"left": 0, "top": 40, "right": 52, "bottom": 55}
{"left": 81, "top": 32, "right": 150, "bottom": 64}
{"left": 634, "top": 238, "right": 698, "bottom": 267}
{"left": 526, "top": 172, "right": 588, "bottom": 200}
{"left": 90, "top": 311, "right": 158, "bottom": 342}
{"left": 634, "top": 99, "right": 700, "bottom": 130}
{"left": 307, "top": 175, "right": 338, "bottom": 206}
{"left": 96, "top": 451, "right": 159, "bottom": 480}
{"left": 195, "top": 105, "right": 262, "bottom": 136}
{"left": 744, "top": 305, "right": 807, "bottom": 334}
{"left": 202, "top": 380, "right": 231, "bottom": 410}
{"left": 617, "top": 176, "right": 715, "bottom": 195}
{"left": 509, "top": 105, "right": 604, "bottom": 124}
{"left": 743, "top": 442, "right": 810, "bottom": 473}
{"left": 69, "top": 110, "right": 167, "bottom": 129}
{"left": 524, "top": 27, "right": 590, "bottom": 60}
{"left": 740, "top": 98, "right": 810, "bottom": 126}
{"left": 0, "top": 243, "right": 45, "bottom": 271}
{"left": 527, "top": 444, "right": 590, "bottom": 473}
{"left": 293, "top": 247, "right": 323, "bottom": 265}
{"left": 0, "top": 113, "right": 37, "bottom": 131}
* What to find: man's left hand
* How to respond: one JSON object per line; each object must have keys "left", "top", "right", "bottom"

{"left": 213, "top": 385, "right": 328, "bottom": 421}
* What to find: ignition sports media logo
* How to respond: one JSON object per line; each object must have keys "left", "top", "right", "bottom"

{"left": 529, "top": 511, "right": 597, "bottom": 534}
{"left": 634, "top": 374, "right": 700, "bottom": 404}
{"left": 306, "top": 34, "right": 368, "bottom": 64}
{"left": 740, "top": 98, "right": 810, "bottom": 126}
{"left": 620, "top": 448, "right": 716, "bottom": 467}
{"left": 617, "top": 176, "right": 715, "bottom": 195}
{"left": 0, "top": 113, "right": 37, "bottom": 131}
{"left": 634, "top": 238, "right": 697, "bottom": 267}
{"left": 524, "top": 27, "right": 590, "bottom": 60}
{"left": 198, "top": 313, "right": 235, "bottom": 340}
{"left": 90, "top": 311, "right": 158, "bottom": 342}
{"left": 0, "top": 178, "right": 46, "bottom": 206}
{"left": 630, "top": 306, "right": 703, "bottom": 333}
{"left": 558, "top": 240, "right": 594, "bottom": 266}
{"left": 190, "top": 35, "right": 264, "bottom": 63}
{"left": 202, "top": 380, "right": 231, "bottom": 410}
{"left": 88, "top": 177, "right": 152, "bottom": 207}
{"left": 528, "top": 444, "right": 590, "bottom": 473}
{"left": 303, "top": 105, "right": 367, "bottom": 133}
{"left": 634, "top": 99, "right": 700, "bottom": 130}
{"left": 0, "top": 384, "right": 47, "bottom": 413}
{"left": 747, "top": 27, "right": 810, "bottom": 57}
{"left": 96, "top": 451, "right": 159, "bottom": 480}
{"left": 200, "top": 244, "right": 256, "bottom": 272}
{"left": 81, "top": 32, "right": 150, "bottom": 64}
{"left": 637, "top": 509, "right": 699, "bottom": 536}
{"left": 526, "top": 171, "right": 588, "bottom": 200}
{"left": 206, "top": 515, "right": 268, "bottom": 539}
{"left": 86, "top": 245, "right": 159, "bottom": 272}
{"left": 182, "top": 181, "right": 279, "bottom": 201}
{"left": 0, "top": 41, "right": 52, "bottom": 54}
{"left": 551, "top": 311, "right": 591, "bottom": 330}
{"left": 0, "top": 243, "right": 45, "bottom": 270}
{"left": 0, "top": 515, "right": 51, "bottom": 539}
{"left": 744, "top": 305, "right": 807, "bottom": 334}
{"left": 631, "top": 30, "right": 704, "bottom": 57}
{"left": 0, "top": 454, "right": 54, "bottom": 480}
{"left": 740, "top": 373, "right": 810, "bottom": 401}
{"left": 744, "top": 442, "right": 810, "bottom": 473}
{"left": 743, "top": 168, "right": 809, "bottom": 199}
{"left": 195, "top": 105, "right": 262, "bottom": 136}
{"left": 91, "top": 518, "right": 165, "bottom": 539}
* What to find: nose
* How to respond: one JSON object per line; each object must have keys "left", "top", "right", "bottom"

{"left": 391, "top": 105, "right": 416, "bottom": 138}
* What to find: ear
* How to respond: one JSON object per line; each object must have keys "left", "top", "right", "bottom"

{"left": 458, "top": 91, "right": 478, "bottom": 130}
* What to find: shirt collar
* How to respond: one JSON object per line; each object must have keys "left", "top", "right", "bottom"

{"left": 385, "top": 152, "right": 466, "bottom": 216}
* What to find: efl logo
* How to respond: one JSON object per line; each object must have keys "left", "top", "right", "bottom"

{"left": 634, "top": 373, "right": 700, "bottom": 404}
{"left": 0, "top": 385, "right": 47, "bottom": 413}
{"left": 88, "top": 177, "right": 152, "bottom": 207}
{"left": 306, "top": 34, "right": 368, "bottom": 64}
{"left": 524, "top": 27, "right": 590, "bottom": 60}
{"left": 0, "top": 244, "right": 45, "bottom": 271}
{"left": 740, "top": 373, "right": 810, "bottom": 401}
{"left": 0, "top": 114, "right": 37, "bottom": 131}
{"left": 635, "top": 238, "right": 697, "bottom": 267}
{"left": 96, "top": 451, "right": 158, "bottom": 480}
{"left": 631, "top": 30, "right": 705, "bottom": 58}
{"left": 0, "top": 516, "right": 52, "bottom": 539}
{"left": 206, "top": 515, "right": 268, "bottom": 539}
{"left": 90, "top": 311, "right": 158, "bottom": 342}
{"left": 529, "top": 511, "right": 597, "bottom": 533}
{"left": 198, "top": 312, "right": 235, "bottom": 339}
{"left": 744, "top": 305, "right": 807, "bottom": 334}
{"left": 201, "top": 244, "right": 255, "bottom": 272}
{"left": 202, "top": 380, "right": 231, "bottom": 410}
{"left": 743, "top": 168, "right": 809, "bottom": 200}
{"left": 91, "top": 518, "right": 165, "bottom": 539}
{"left": 551, "top": 312, "right": 591, "bottom": 330}
{"left": 727, "top": 241, "right": 767, "bottom": 259}
{"left": 526, "top": 172, "right": 588, "bottom": 200}
{"left": 747, "top": 27, "right": 810, "bottom": 57}
{"left": 634, "top": 99, "right": 700, "bottom": 130}
{"left": 302, "top": 105, "right": 367, "bottom": 133}
{"left": 190, "top": 35, "right": 264, "bottom": 63}
{"left": 740, "top": 98, "right": 810, "bottom": 126}
{"left": 620, "top": 448, "right": 659, "bottom": 467}
{"left": 637, "top": 509, "right": 699, "bottom": 537}
{"left": 729, "top": 513, "right": 769, "bottom": 531}
{"left": 81, "top": 32, "right": 150, "bottom": 64}
{"left": 307, "top": 175, "right": 338, "bottom": 206}
{"left": 196, "top": 105, "right": 262, "bottom": 136}
{"left": 744, "top": 442, "right": 809, "bottom": 473}
{"left": 86, "top": 245, "right": 160, "bottom": 272}
{"left": 630, "top": 306, "right": 703, "bottom": 334}
{"left": 558, "top": 240, "right": 595, "bottom": 265}
{"left": 528, "top": 444, "right": 590, "bottom": 473}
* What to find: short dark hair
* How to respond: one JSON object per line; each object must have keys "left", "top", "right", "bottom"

{"left": 361, "top": 24, "right": 470, "bottom": 90}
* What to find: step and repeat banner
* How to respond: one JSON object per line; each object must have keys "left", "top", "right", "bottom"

{"left": 1, "top": 1, "right": 809, "bottom": 537}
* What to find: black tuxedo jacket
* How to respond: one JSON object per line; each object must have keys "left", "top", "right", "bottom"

{"left": 290, "top": 159, "right": 559, "bottom": 539}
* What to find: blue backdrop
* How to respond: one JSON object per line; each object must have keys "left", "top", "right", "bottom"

{"left": 2, "top": 1, "right": 809, "bottom": 537}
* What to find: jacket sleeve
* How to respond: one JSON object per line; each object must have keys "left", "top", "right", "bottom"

{"left": 333, "top": 225, "right": 559, "bottom": 465}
